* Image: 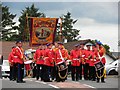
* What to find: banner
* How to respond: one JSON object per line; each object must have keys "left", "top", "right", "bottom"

{"left": 30, "top": 18, "right": 58, "bottom": 46}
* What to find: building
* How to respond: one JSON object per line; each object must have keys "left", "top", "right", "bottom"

{"left": 1, "top": 39, "right": 118, "bottom": 65}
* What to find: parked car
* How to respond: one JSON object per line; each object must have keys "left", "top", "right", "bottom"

{"left": 105, "top": 60, "right": 119, "bottom": 75}
{"left": 2, "top": 60, "right": 10, "bottom": 78}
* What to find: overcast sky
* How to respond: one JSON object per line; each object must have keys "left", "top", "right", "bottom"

{"left": 1, "top": 0, "right": 119, "bottom": 52}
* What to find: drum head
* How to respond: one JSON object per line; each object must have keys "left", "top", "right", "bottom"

{"left": 94, "top": 61, "right": 104, "bottom": 71}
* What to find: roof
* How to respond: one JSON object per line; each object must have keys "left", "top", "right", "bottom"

{"left": 64, "top": 39, "right": 93, "bottom": 51}
{"left": 1, "top": 39, "right": 118, "bottom": 60}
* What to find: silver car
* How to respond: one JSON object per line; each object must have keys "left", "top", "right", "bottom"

{"left": 105, "top": 60, "right": 119, "bottom": 75}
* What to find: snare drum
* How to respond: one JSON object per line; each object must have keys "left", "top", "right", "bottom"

{"left": 94, "top": 61, "right": 104, "bottom": 71}
{"left": 57, "top": 61, "right": 68, "bottom": 80}
{"left": 57, "top": 61, "right": 68, "bottom": 72}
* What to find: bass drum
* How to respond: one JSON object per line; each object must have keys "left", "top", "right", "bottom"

{"left": 57, "top": 61, "right": 68, "bottom": 81}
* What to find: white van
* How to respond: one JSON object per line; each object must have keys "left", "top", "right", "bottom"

{"left": 2, "top": 60, "right": 10, "bottom": 78}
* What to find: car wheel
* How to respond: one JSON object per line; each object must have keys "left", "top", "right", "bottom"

{"left": 109, "top": 70, "right": 118, "bottom": 75}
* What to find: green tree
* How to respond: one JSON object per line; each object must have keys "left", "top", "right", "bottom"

{"left": 103, "top": 44, "right": 110, "bottom": 52}
{"left": 1, "top": 5, "right": 18, "bottom": 41}
{"left": 57, "top": 12, "right": 79, "bottom": 42}
{"left": 18, "top": 4, "right": 45, "bottom": 41}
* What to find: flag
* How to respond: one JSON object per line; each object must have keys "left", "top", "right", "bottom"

{"left": 30, "top": 18, "right": 58, "bottom": 46}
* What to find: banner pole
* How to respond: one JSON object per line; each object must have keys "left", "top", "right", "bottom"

{"left": 59, "top": 17, "right": 62, "bottom": 42}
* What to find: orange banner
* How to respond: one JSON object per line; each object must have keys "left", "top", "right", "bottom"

{"left": 30, "top": 18, "right": 58, "bottom": 45}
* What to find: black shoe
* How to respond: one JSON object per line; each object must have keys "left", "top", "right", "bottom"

{"left": 97, "top": 81, "right": 99, "bottom": 83}
{"left": 17, "top": 81, "right": 24, "bottom": 83}
{"left": 21, "top": 81, "right": 26, "bottom": 83}
{"left": 44, "top": 80, "right": 52, "bottom": 82}
{"left": 61, "top": 80, "right": 65, "bottom": 82}
{"left": 92, "top": 79, "right": 96, "bottom": 81}
{"left": 79, "top": 78, "right": 82, "bottom": 80}
{"left": 72, "top": 79, "right": 75, "bottom": 81}
{"left": 76, "top": 79, "right": 79, "bottom": 81}
{"left": 36, "top": 78, "right": 39, "bottom": 80}
{"left": 101, "top": 81, "right": 105, "bottom": 83}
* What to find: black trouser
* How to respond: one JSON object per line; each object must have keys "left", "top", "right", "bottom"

{"left": 10, "top": 63, "right": 17, "bottom": 80}
{"left": 71, "top": 66, "right": 80, "bottom": 81}
{"left": 49, "top": 66, "right": 55, "bottom": 80}
{"left": 97, "top": 68, "right": 105, "bottom": 82}
{"left": 79, "top": 63, "right": 82, "bottom": 80}
{"left": 42, "top": 65, "right": 51, "bottom": 81}
{"left": 89, "top": 66, "right": 96, "bottom": 81}
{"left": 36, "top": 64, "right": 44, "bottom": 80}
{"left": 84, "top": 63, "right": 89, "bottom": 80}
{"left": 16, "top": 63, "right": 24, "bottom": 82}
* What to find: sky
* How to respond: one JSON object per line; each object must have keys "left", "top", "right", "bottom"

{"left": 1, "top": 0, "right": 119, "bottom": 52}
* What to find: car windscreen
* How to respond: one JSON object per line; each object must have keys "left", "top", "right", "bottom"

{"left": 3, "top": 60, "right": 9, "bottom": 66}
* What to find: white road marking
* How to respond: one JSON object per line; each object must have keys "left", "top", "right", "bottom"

{"left": 83, "top": 84, "right": 96, "bottom": 88}
{"left": 48, "top": 84, "right": 59, "bottom": 89}
{"left": 35, "top": 81, "right": 47, "bottom": 84}
{"left": 24, "top": 78, "right": 33, "bottom": 81}
{"left": 2, "top": 78, "right": 9, "bottom": 80}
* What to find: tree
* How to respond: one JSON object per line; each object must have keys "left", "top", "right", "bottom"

{"left": 1, "top": 5, "right": 18, "bottom": 41}
{"left": 103, "top": 44, "right": 110, "bottom": 52}
{"left": 18, "top": 4, "right": 46, "bottom": 41}
{"left": 56, "top": 12, "right": 79, "bottom": 42}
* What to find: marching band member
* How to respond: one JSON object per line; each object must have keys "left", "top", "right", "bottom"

{"left": 96, "top": 41, "right": 106, "bottom": 83}
{"left": 84, "top": 45, "right": 92, "bottom": 80}
{"left": 34, "top": 44, "right": 44, "bottom": 81}
{"left": 80, "top": 43, "right": 86, "bottom": 80}
{"left": 89, "top": 44, "right": 97, "bottom": 81}
{"left": 44, "top": 43, "right": 55, "bottom": 82}
{"left": 8, "top": 46, "right": 16, "bottom": 81}
{"left": 12, "top": 41, "right": 26, "bottom": 83}
{"left": 55, "top": 42, "right": 69, "bottom": 82}
{"left": 70, "top": 44, "right": 81, "bottom": 81}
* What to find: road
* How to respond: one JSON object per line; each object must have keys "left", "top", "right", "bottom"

{"left": 1, "top": 76, "right": 119, "bottom": 89}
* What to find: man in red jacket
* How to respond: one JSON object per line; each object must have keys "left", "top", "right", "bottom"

{"left": 8, "top": 46, "right": 16, "bottom": 81}
{"left": 89, "top": 44, "right": 97, "bottom": 81}
{"left": 70, "top": 44, "right": 81, "bottom": 81}
{"left": 79, "top": 43, "right": 85, "bottom": 80}
{"left": 44, "top": 43, "right": 55, "bottom": 81}
{"left": 84, "top": 45, "right": 92, "bottom": 80}
{"left": 96, "top": 41, "right": 106, "bottom": 83}
{"left": 34, "top": 44, "right": 44, "bottom": 81}
{"left": 55, "top": 42, "right": 69, "bottom": 82}
{"left": 13, "top": 41, "right": 26, "bottom": 83}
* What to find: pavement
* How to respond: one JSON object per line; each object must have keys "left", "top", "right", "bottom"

{"left": 1, "top": 76, "right": 119, "bottom": 89}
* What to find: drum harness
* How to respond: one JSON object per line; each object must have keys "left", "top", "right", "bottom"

{"left": 58, "top": 49, "right": 68, "bottom": 79}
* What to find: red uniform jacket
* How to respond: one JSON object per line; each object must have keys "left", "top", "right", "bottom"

{"left": 44, "top": 49, "right": 55, "bottom": 67}
{"left": 34, "top": 49, "right": 44, "bottom": 65}
{"left": 70, "top": 49, "right": 81, "bottom": 66}
{"left": 8, "top": 52, "right": 14, "bottom": 64}
{"left": 12, "top": 47, "right": 24, "bottom": 64}
{"left": 81, "top": 49, "right": 86, "bottom": 64}
{"left": 99, "top": 47, "right": 106, "bottom": 64}
{"left": 84, "top": 50, "right": 92, "bottom": 64}
{"left": 89, "top": 51, "right": 97, "bottom": 66}
{"left": 55, "top": 49, "right": 69, "bottom": 65}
